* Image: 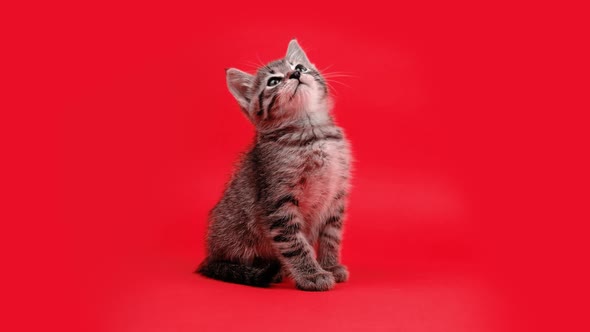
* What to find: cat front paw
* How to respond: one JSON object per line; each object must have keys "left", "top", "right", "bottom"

{"left": 295, "top": 271, "right": 336, "bottom": 291}
{"left": 324, "top": 264, "right": 349, "bottom": 283}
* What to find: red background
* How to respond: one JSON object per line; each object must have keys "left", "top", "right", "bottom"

{"left": 2, "top": 1, "right": 589, "bottom": 331}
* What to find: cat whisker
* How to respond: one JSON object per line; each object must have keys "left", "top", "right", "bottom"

{"left": 318, "top": 64, "right": 335, "bottom": 72}
{"left": 244, "top": 61, "right": 263, "bottom": 70}
{"left": 255, "top": 54, "right": 268, "bottom": 68}
{"left": 321, "top": 70, "right": 355, "bottom": 74}
{"left": 322, "top": 80, "right": 339, "bottom": 97}
{"left": 322, "top": 73, "right": 356, "bottom": 78}
{"left": 324, "top": 78, "right": 351, "bottom": 89}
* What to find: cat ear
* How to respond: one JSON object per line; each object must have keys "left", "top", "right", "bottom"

{"left": 226, "top": 68, "right": 254, "bottom": 110}
{"left": 286, "top": 39, "right": 310, "bottom": 64}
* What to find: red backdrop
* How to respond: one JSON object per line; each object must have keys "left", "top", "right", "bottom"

{"left": 2, "top": 1, "right": 588, "bottom": 331}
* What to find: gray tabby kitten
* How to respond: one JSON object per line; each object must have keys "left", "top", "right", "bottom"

{"left": 197, "top": 39, "right": 351, "bottom": 291}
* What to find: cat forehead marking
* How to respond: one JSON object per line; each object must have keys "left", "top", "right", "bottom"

{"left": 264, "top": 59, "right": 294, "bottom": 74}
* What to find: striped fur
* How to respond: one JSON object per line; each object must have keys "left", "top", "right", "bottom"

{"left": 197, "top": 39, "right": 351, "bottom": 291}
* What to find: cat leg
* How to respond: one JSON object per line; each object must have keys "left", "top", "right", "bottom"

{"left": 317, "top": 197, "right": 349, "bottom": 283}
{"left": 266, "top": 195, "right": 335, "bottom": 291}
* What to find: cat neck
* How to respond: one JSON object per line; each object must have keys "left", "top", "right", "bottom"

{"left": 258, "top": 111, "right": 334, "bottom": 135}
{"left": 256, "top": 109, "right": 342, "bottom": 145}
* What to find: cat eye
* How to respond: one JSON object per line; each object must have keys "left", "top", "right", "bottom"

{"left": 267, "top": 77, "right": 282, "bottom": 87}
{"left": 295, "top": 64, "right": 308, "bottom": 72}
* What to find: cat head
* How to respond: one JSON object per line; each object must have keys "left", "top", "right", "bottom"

{"left": 226, "top": 39, "right": 330, "bottom": 128}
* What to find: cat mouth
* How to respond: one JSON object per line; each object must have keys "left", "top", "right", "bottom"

{"left": 289, "top": 82, "right": 306, "bottom": 101}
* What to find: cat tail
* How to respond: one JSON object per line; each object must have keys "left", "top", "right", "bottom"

{"left": 195, "top": 258, "right": 281, "bottom": 287}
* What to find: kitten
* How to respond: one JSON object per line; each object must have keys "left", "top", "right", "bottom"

{"left": 197, "top": 39, "right": 352, "bottom": 291}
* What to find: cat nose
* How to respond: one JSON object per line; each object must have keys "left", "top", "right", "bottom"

{"left": 289, "top": 71, "right": 301, "bottom": 80}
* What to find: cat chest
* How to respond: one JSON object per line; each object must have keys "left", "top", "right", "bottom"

{"left": 295, "top": 142, "right": 346, "bottom": 214}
